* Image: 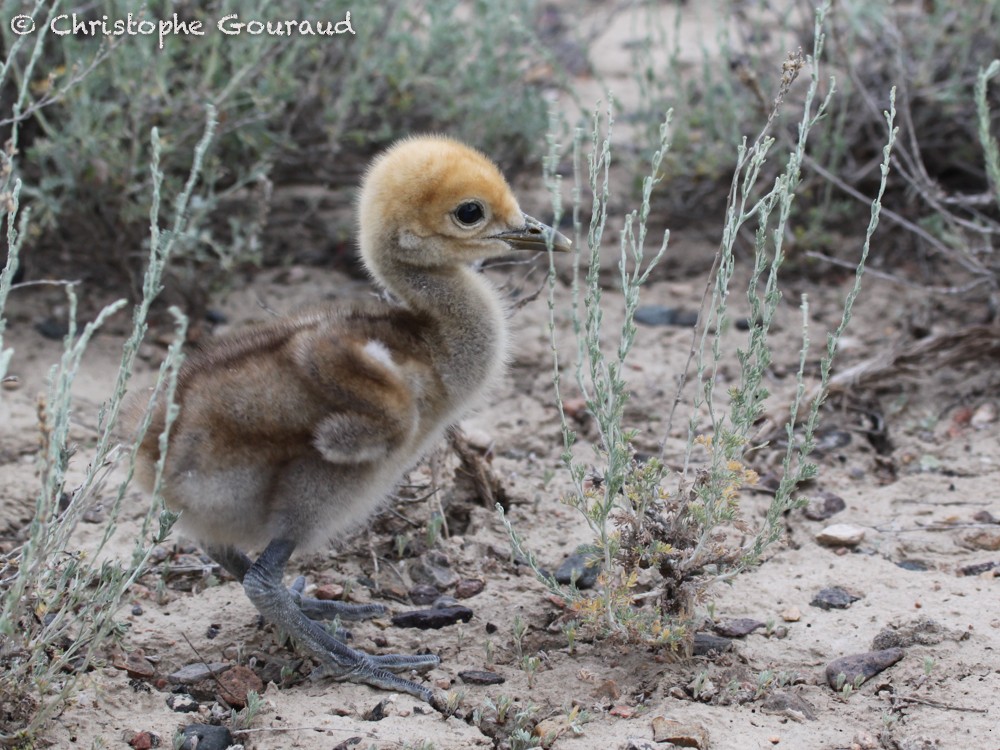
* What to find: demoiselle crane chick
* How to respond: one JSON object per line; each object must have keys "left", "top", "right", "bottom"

{"left": 129, "top": 136, "right": 571, "bottom": 704}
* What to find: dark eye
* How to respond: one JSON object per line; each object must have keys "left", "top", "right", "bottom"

{"left": 454, "top": 201, "right": 484, "bottom": 225}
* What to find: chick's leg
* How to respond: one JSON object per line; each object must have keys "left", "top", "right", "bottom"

{"left": 206, "top": 544, "right": 384, "bottom": 621}
{"left": 241, "top": 538, "right": 440, "bottom": 703}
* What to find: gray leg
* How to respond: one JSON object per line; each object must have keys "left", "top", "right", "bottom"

{"left": 206, "top": 545, "right": 386, "bottom": 622}
{"left": 242, "top": 539, "right": 440, "bottom": 704}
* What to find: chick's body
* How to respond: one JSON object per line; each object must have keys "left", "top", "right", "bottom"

{"left": 140, "top": 301, "right": 494, "bottom": 551}
{"left": 128, "top": 135, "right": 569, "bottom": 704}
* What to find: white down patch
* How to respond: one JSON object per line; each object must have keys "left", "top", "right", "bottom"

{"left": 363, "top": 339, "right": 397, "bottom": 372}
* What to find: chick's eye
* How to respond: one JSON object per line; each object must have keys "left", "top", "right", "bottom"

{"left": 454, "top": 201, "right": 485, "bottom": 225}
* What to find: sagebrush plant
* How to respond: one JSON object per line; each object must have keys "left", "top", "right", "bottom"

{"left": 631, "top": 0, "right": 999, "bottom": 309}
{"left": 0, "top": 23, "right": 216, "bottom": 739}
{"left": 3, "top": 0, "right": 553, "bottom": 302}
{"left": 502, "top": 6, "right": 897, "bottom": 645}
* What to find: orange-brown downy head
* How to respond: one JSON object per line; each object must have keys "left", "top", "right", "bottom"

{"left": 357, "top": 136, "right": 570, "bottom": 282}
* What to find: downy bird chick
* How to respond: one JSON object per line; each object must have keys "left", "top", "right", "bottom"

{"left": 129, "top": 136, "right": 571, "bottom": 704}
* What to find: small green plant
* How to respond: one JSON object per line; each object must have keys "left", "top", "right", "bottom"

{"left": 425, "top": 512, "right": 445, "bottom": 549}
{"left": 230, "top": 690, "right": 265, "bottom": 731}
{"left": 563, "top": 621, "right": 578, "bottom": 654}
{"left": 0, "top": 98, "right": 215, "bottom": 739}
{"left": 922, "top": 656, "right": 936, "bottom": 677}
{"left": 443, "top": 689, "right": 465, "bottom": 718}
{"left": 520, "top": 655, "right": 542, "bottom": 689}
{"left": 484, "top": 637, "right": 496, "bottom": 665}
{"left": 501, "top": 4, "right": 897, "bottom": 651}
{"left": 512, "top": 614, "right": 528, "bottom": 660}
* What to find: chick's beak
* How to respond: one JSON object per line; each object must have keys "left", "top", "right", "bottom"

{"left": 495, "top": 214, "right": 572, "bottom": 253}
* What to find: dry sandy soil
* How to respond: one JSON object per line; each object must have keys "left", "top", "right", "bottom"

{"left": 2, "top": 3, "right": 1000, "bottom": 750}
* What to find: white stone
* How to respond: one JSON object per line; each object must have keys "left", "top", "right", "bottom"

{"left": 815, "top": 523, "right": 866, "bottom": 547}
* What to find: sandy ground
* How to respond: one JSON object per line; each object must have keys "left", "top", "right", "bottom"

{"left": 2, "top": 2, "right": 1000, "bottom": 749}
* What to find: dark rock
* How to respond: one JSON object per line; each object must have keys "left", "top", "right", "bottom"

{"left": 692, "top": 632, "right": 733, "bottom": 655}
{"left": 825, "top": 648, "right": 904, "bottom": 690}
{"left": 973, "top": 510, "right": 999, "bottom": 524}
{"left": 408, "top": 584, "right": 440, "bottom": 606}
{"left": 712, "top": 618, "right": 765, "bottom": 638}
{"left": 365, "top": 698, "right": 390, "bottom": 721}
{"left": 455, "top": 578, "right": 485, "bottom": 599}
{"left": 131, "top": 604, "right": 144, "bottom": 616}
{"left": 165, "top": 694, "right": 199, "bottom": 713}
{"left": 958, "top": 560, "right": 998, "bottom": 576}
{"left": 554, "top": 549, "right": 601, "bottom": 589}
{"left": 895, "top": 560, "right": 931, "bottom": 572}
{"left": 634, "top": 305, "right": 699, "bottom": 327}
{"left": 803, "top": 491, "right": 847, "bottom": 521}
{"left": 35, "top": 317, "right": 69, "bottom": 340}
{"left": 391, "top": 605, "right": 473, "bottom": 629}
{"left": 205, "top": 623, "right": 221, "bottom": 640}
{"left": 810, "top": 586, "right": 862, "bottom": 610}
{"left": 458, "top": 669, "right": 505, "bottom": 685}
{"left": 215, "top": 664, "right": 263, "bottom": 708}
{"left": 331, "top": 739, "right": 364, "bottom": 750}
{"left": 178, "top": 724, "right": 233, "bottom": 750}
{"left": 432, "top": 595, "right": 459, "bottom": 609}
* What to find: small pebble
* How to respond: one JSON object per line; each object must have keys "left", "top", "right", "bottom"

{"left": 35, "top": 317, "right": 69, "bottom": 340}
{"left": 432, "top": 595, "right": 459, "bottom": 609}
{"left": 215, "top": 664, "right": 263, "bottom": 708}
{"left": 313, "top": 583, "right": 345, "bottom": 600}
{"left": 959, "top": 560, "right": 998, "bottom": 576}
{"left": 554, "top": 548, "right": 601, "bottom": 589}
{"left": 634, "top": 305, "right": 700, "bottom": 327}
{"left": 960, "top": 529, "right": 1000, "bottom": 551}
{"left": 127, "top": 731, "right": 160, "bottom": 749}
{"left": 825, "top": 647, "right": 904, "bottom": 690}
{"left": 815, "top": 523, "right": 866, "bottom": 547}
{"left": 712, "top": 618, "right": 764, "bottom": 638}
{"left": 205, "top": 623, "right": 221, "bottom": 640}
{"left": 760, "top": 690, "right": 817, "bottom": 721}
{"left": 391, "top": 605, "right": 473, "bottom": 629}
{"left": 410, "top": 551, "right": 459, "bottom": 589}
{"left": 1, "top": 375, "right": 20, "bottom": 391}
{"left": 971, "top": 402, "right": 997, "bottom": 429}
{"left": 624, "top": 740, "right": 657, "bottom": 750}
{"left": 803, "top": 491, "right": 847, "bottom": 521}
{"left": 810, "top": 586, "right": 862, "bottom": 610}
{"left": 131, "top": 604, "right": 144, "bottom": 616}
{"left": 167, "top": 662, "right": 230, "bottom": 684}
{"left": 117, "top": 651, "right": 156, "bottom": 680}
{"left": 455, "top": 578, "right": 485, "bottom": 599}
{"left": 177, "top": 724, "right": 233, "bottom": 750}
{"left": 166, "top": 694, "right": 199, "bottom": 713}
{"left": 692, "top": 632, "right": 732, "bottom": 655}
{"left": 458, "top": 669, "right": 505, "bottom": 685}
{"left": 409, "top": 584, "right": 440, "bottom": 606}
{"left": 650, "top": 716, "right": 710, "bottom": 748}
{"left": 781, "top": 606, "right": 801, "bottom": 622}
{"left": 895, "top": 560, "right": 930, "bottom": 572}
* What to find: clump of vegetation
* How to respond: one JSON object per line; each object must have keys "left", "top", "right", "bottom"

{"left": 2, "top": 0, "right": 554, "bottom": 307}
{"left": 502, "top": 6, "right": 898, "bottom": 646}
{"left": 628, "top": 0, "right": 1000, "bottom": 308}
